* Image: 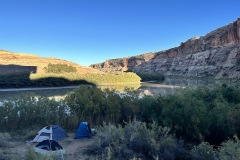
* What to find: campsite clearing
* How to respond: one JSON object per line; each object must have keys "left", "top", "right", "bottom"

{"left": 0, "top": 133, "right": 94, "bottom": 160}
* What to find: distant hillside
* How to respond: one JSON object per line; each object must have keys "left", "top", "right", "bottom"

{"left": 0, "top": 49, "right": 101, "bottom": 74}
{"left": 91, "top": 18, "right": 240, "bottom": 79}
{"left": 0, "top": 50, "right": 141, "bottom": 88}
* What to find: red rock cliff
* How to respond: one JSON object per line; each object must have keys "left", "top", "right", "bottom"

{"left": 90, "top": 18, "right": 240, "bottom": 78}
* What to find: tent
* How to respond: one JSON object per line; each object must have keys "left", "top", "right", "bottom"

{"left": 32, "top": 125, "right": 67, "bottom": 142}
{"left": 34, "top": 140, "right": 65, "bottom": 155}
{"left": 75, "top": 122, "right": 92, "bottom": 139}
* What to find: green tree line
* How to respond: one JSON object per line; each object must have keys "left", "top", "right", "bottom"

{"left": 136, "top": 72, "right": 165, "bottom": 81}
{"left": 0, "top": 72, "right": 141, "bottom": 88}
{"left": 1, "top": 84, "right": 240, "bottom": 145}
{"left": 1, "top": 84, "right": 240, "bottom": 159}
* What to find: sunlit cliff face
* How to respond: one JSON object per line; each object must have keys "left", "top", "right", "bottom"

{"left": 90, "top": 18, "right": 240, "bottom": 79}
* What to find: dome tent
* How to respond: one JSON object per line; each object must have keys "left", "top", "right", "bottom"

{"left": 34, "top": 140, "right": 65, "bottom": 155}
{"left": 75, "top": 122, "right": 92, "bottom": 139}
{"left": 32, "top": 125, "right": 67, "bottom": 142}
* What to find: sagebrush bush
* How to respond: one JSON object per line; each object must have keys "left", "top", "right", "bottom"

{"left": 86, "top": 120, "right": 183, "bottom": 160}
{"left": 12, "top": 147, "right": 63, "bottom": 160}
{"left": 190, "top": 136, "right": 240, "bottom": 160}
{"left": 0, "top": 133, "right": 12, "bottom": 148}
{"left": 190, "top": 142, "right": 216, "bottom": 160}
{"left": 217, "top": 135, "right": 240, "bottom": 160}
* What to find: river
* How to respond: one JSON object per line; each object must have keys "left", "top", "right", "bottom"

{"left": 0, "top": 77, "right": 231, "bottom": 101}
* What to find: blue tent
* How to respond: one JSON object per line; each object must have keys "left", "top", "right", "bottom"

{"left": 32, "top": 125, "right": 67, "bottom": 142}
{"left": 75, "top": 122, "right": 92, "bottom": 139}
{"left": 52, "top": 125, "right": 68, "bottom": 141}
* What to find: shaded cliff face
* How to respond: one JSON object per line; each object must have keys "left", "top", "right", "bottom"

{"left": 90, "top": 18, "right": 240, "bottom": 79}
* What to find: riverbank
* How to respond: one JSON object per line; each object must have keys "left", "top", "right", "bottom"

{"left": 0, "top": 85, "right": 79, "bottom": 92}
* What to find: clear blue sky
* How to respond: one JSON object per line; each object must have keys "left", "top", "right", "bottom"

{"left": 0, "top": 0, "right": 239, "bottom": 66}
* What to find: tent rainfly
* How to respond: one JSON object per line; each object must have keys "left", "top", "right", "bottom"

{"left": 34, "top": 140, "right": 65, "bottom": 156}
{"left": 75, "top": 122, "right": 92, "bottom": 139}
{"left": 32, "top": 125, "right": 67, "bottom": 142}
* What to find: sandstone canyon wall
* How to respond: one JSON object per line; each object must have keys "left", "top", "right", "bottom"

{"left": 90, "top": 18, "right": 240, "bottom": 79}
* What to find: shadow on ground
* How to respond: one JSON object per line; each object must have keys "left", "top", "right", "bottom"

{"left": 0, "top": 64, "right": 95, "bottom": 88}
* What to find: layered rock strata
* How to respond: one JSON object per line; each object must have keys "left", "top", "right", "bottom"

{"left": 90, "top": 18, "right": 240, "bottom": 78}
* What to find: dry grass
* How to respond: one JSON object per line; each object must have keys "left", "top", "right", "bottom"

{"left": 61, "top": 133, "right": 94, "bottom": 160}
{"left": 0, "top": 133, "right": 28, "bottom": 160}
{"left": 0, "top": 49, "right": 102, "bottom": 75}
{"left": 0, "top": 132, "right": 94, "bottom": 160}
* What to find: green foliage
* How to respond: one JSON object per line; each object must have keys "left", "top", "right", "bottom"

{"left": 0, "top": 94, "right": 77, "bottom": 132}
{"left": 137, "top": 96, "right": 162, "bottom": 124}
{"left": 44, "top": 63, "right": 77, "bottom": 73}
{"left": 137, "top": 85, "right": 240, "bottom": 145}
{"left": 86, "top": 120, "right": 182, "bottom": 160}
{"left": 160, "top": 89, "right": 211, "bottom": 142}
{"left": 0, "top": 85, "right": 140, "bottom": 132}
{"left": 1, "top": 83, "right": 240, "bottom": 149}
{"left": 80, "top": 72, "right": 141, "bottom": 84}
{"left": 218, "top": 135, "right": 240, "bottom": 160}
{"left": 190, "top": 136, "right": 240, "bottom": 160}
{"left": 0, "top": 72, "right": 141, "bottom": 88}
{"left": 32, "top": 72, "right": 141, "bottom": 85}
{"left": 13, "top": 147, "right": 63, "bottom": 160}
{"left": 1, "top": 84, "right": 240, "bottom": 159}
{"left": 190, "top": 142, "right": 216, "bottom": 160}
{"left": 0, "top": 133, "right": 12, "bottom": 148}
{"left": 236, "top": 59, "right": 240, "bottom": 66}
{"left": 65, "top": 85, "right": 107, "bottom": 124}
{"left": 0, "top": 73, "right": 32, "bottom": 88}
{"left": 136, "top": 72, "right": 165, "bottom": 82}
{"left": 25, "top": 148, "right": 38, "bottom": 160}
{"left": 0, "top": 73, "right": 92, "bottom": 88}
{"left": 64, "top": 85, "right": 139, "bottom": 125}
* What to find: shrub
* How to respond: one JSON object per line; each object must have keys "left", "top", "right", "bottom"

{"left": 1, "top": 83, "right": 240, "bottom": 148}
{"left": 236, "top": 59, "right": 240, "bottom": 66}
{"left": 152, "top": 85, "right": 240, "bottom": 145}
{"left": 190, "top": 136, "right": 240, "bottom": 160}
{"left": 44, "top": 63, "right": 77, "bottom": 73}
{"left": 0, "top": 72, "right": 141, "bottom": 88}
{"left": 0, "top": 94, "right": 76, "bottom": 132}
{"left": 218, "top": 135, "right": 240, "bottom": 160}
{"left": 86, "top": 120, "right": 183, "bottom": 160}
{"left": 136, "top": 72, "right": 165, "bottom": 82}
{"left": 190, "top": 142, "right": 216, "bottom": 160}
{"left": 0, "top": 133, "right": 12, "bottom": 148}
{"left": 12, "top": 147, "right": 64, "bottom": 160}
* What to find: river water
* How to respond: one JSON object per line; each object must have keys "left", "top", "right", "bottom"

{"left": 0, "top": 77, "right": 231, "bottom": 101}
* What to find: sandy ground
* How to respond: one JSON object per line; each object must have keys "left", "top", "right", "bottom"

{"left": 0, "top": 133, "right": 94, "bottom": 160}
{"left": 60, "top": 133, "right": 94, "bottom": 160}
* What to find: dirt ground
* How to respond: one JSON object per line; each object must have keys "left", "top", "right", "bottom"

{"left": 0, "top": 133, "right": 94, "bottom": 160}
{"left": 60, "top": 133, "right": 94, "bottom": 160}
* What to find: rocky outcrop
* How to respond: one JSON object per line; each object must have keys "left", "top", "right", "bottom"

{"left": 90, "top": 52, "right": 155, "bottom": 72}
{"left": 90, "top": 18, "right": 240, "bottom": 79}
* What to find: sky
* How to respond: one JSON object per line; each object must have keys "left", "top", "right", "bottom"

{"left": 0, "top": 0, "right": 239, "bottom": 66}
